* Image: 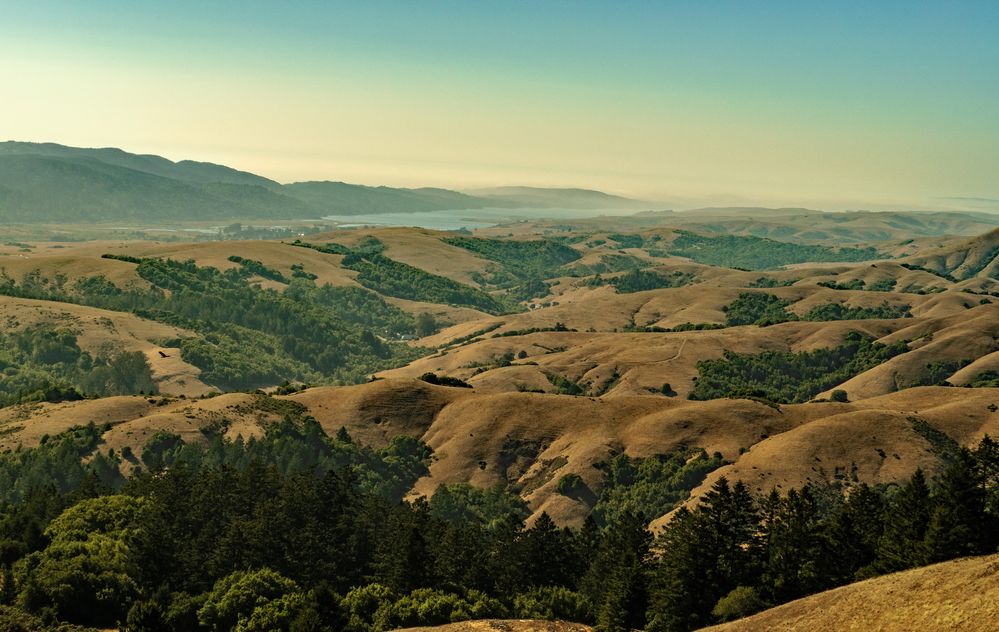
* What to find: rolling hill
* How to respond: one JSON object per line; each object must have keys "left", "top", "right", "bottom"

{"left": 702, "top": 553, "right": 999, "bottom": 631}
{"left": 0, "top": 142, "right": 648, "bottom": 222}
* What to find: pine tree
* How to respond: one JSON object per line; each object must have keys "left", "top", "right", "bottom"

{"left": 584, "top": 512, "right": 650, "bottom": 631}
{"left": 646, "top": 478, "right": 760, "bottom": 632}
{"left": 763, "top": 485, "right": 830, "bottom": 602}
{"left": 876, "top": 469, "right": 931, "bottom": 572}
{"left": 827, "top": 483, "right": 885, "bottom": 581}
{"left": 925, "top": 449, "right": 988, "bottom": 562}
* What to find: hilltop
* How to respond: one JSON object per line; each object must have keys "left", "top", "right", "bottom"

{"left": 0, "top": 142, "right": 647, "bottom": 222}
{"left": 702, "top": 553, "right": 999, "bottom": 631}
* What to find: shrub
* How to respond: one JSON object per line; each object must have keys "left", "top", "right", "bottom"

{"left": 711, "top": 586, "right": 767, "bottom": 623}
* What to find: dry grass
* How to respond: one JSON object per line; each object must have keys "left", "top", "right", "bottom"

{"left": 396, "top": 619, "right": 591, "bottom": 632}
{"left": 702, "top": 553, "right": 999, "bottom": 631}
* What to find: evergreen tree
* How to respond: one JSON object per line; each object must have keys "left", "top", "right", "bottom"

{"left": 925, "top": 449, "right": 989, "bottom": 562}
{"left": 583, "top": 512, "right": 650, "bottom": 632}
{"left": 647, "top": 478, "right": 759, "bottom": 632}
{"left": 762, "top": 485, "right": 830, "bottom": 602}
{"left": 827, "top": 483, "right": 885, "bottom": 581}
{"left": 876, "top": 469, "right": 932, "bottom": 572}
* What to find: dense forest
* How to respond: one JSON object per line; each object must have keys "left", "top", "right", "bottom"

{"left": 689, "top": 332, "right": 909, "bottom": 404}
{"left": 292, "top": 240, "right": 514, "bottom": 314}
{"left": 0, "top": 326, "right": 157, "bottom": 407}
{"left": 1, "top": 403, "right": 998, "bottom": 632}
{"left": 585, "top": 269, "right": 695, "bottom": 294}
{"left": 661, "top": 231, "right": 882, "bottom": 270}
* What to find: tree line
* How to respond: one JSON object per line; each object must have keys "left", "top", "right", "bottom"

{"left": 1, "top": 409, "right": 998, "bottom": 631}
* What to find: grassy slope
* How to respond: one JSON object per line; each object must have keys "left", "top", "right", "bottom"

{"left": 701, "top": 553, "right": 999, "bottom": 631}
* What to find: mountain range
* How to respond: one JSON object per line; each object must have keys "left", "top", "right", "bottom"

{"left": 0, "top": 141, "right": 646, "bottom": 222}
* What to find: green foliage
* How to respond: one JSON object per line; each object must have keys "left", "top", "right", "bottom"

{"left": 429, "top": 484, "right": 530, "bottom": 528}
{"left": 0, "top": 423, "right": 123, "bottom": 503}
{"left": 0, "top": 259, "right": 423, "bottom": 390}
{"left": 415, "top": 313, "right": 438, "bottom": 337}
{"left": 908, "top": 360, "right": 967, "bottom": 387}
{"left": 227, "top": 256, "right": 289, "bottom": 283}
{"left": 555, "top": 473, "right": 585, "bottom": 497}
{"left": 592, "top": 451, "right": 726, "bottom": 525}
{"left": 900, "top": 263, "right": 958, "bottom": 282}
{"left": 830, "top": 389, "right": 849, "bottom": 402}
{"left": 817, "top": 279, "right": 866, "bottom": 291}
{"left": 444, "top": 237, "right": 581, "bottom": 279}
{"left": 803, "top": 302, "right": 911, "bottom": 321}
{"left": 0, "top": 326, "right": 156, "bottom": 408}
{"left": 0, "top": 605, "right": 99, "bottom": 631}
{"left": 711, "top": 586, "right": 767, "bottom": 623}
{"left": 198, "top": 568, "right": 301, "bottom": 632}
{"left": 590, "top": 269, "right": 695, "bottom": 294}
{"left": 17, "top": 496, "right": 147, "bottom": 626}
{"left": 419, "top": 373, "right": 472, "bottom": 388}
{"left": 342, "top": 251, "right": 510, "bottom": 314}
{"left": 747, "top": 277, "right": 795, "bottom": 288}
{"left": 664, "top": 231, "right": 881, "bottom": 270}
{"left": 6, "top": 431, "right": 999, "bottom": 631}
{"left": 545, "top": 372, "right": 585, "bottom": 395}
{"left": 513, "top": 586, "right": 593, "bottom": 623}
{"left": 607, "top": 234, "right": 645, "bottom": 249}
{"left": 690, "top": 332, "right": 909, "bottom": 404}
{"left": 373, "top": 588, "right": 504, "bottom": 630}
{"left": 723, "top": 292, "right": 796, "bottom": 326}
{"left": 967, "top": 370, "right": 999, "bottom": 387}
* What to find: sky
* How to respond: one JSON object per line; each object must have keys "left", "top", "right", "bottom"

{"left": 2, "top": 1, "right": 998, "bottom": 210}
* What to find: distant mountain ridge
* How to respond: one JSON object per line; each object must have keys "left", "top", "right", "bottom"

{"left": 467, "top": 185, "right": 646, "bottom": 209}
{"left": 0, "top": 142, "right": 646, "bottom": 222}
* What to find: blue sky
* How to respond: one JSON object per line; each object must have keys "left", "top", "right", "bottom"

{"left": 2, "top": 1, "right": 998, "bottom": 208}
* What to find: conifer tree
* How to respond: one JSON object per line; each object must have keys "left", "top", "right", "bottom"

{"left": 876, "top": 469, "right": 932, "bottom": 572}
{"left": 925, "top": 449, "right": 988, "bottom": 562}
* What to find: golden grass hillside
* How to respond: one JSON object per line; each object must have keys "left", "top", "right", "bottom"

{"left": 701, "top": 553, "right": 999, "bottom": 632}
{"left": 396, "top": 620, "right": 591, "bottom": 632}
{"left": 4, "top": 377, "right": 996, "bottom": 528}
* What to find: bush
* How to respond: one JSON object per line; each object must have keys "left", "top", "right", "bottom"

{"left": 197, "top": 568, "right": 300, "bottom": 631}
{"left": 513, "top": 586, "right": 593, "bottom": 623}
{"left": 419, "top": 373, "right": 472, "bottom": 388}
{"left": 711, "top": 586, "right": 767, "bottom": 623}
{"left": 830, "top": 389, "right": 849, "bottom": 402}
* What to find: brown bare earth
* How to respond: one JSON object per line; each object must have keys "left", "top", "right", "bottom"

{"left": 395, "top": 619, "right": 591, "bottom": 632}
{"left": 701, "top": 553, "right": 999, "bottom": 632}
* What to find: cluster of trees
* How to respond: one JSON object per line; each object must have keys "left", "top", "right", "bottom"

{"left": 564, "top": 253, "right": 647, "bottom": 278}
{"left": 587, "top": 270, "right": 695, "bottom": 294}
{"left": 660, "top": 231, "right": 882, "bottom": 270}
{"left": 606, "top": 233, "right": 645, "bottom": 249}
{"left": 818, "top": 278, "right": 897, "bottom": 292}
{"left": 746, "top": 277, "right": 796, "bottom": 288}
{"left": 968, "top": 371, "right": 999, "bottom": 388}
{"left": 586, "top": 450, "right": 727, "bottom": 525}
{"left": 0, "top": 259, "right": 424, "bottom": 390}
{"left": 647, "top": 440, "right": 999, "bottom": 630}
{"left": 723, "top": 292, "right": 795, "bottom": 326}
{"left": 803, "top": 302, "right": 911, "bottom": 321}
{"left": 5, "top": 413, "right": 999, "bottom": 632}
{"left": 342, "top": 251, "right": 511, "bottom": 314}
{"left": 444, "top": 237, "right": 581, "bottom": 303}
{"left": 444, "top": 237, "right": 581, "bottom": 281}
{"left": 689, "top": 332, "right": 909, "bottom": 403}
{"left": 227, "top": 255, "right": 289, "bottom": 283}
{"left": 0, "top": 325, "right": 157, "bottom": 407}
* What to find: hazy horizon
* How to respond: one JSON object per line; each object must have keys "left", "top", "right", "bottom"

{"left": 3, "top": 1, "right": 998, "bottom": 211}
